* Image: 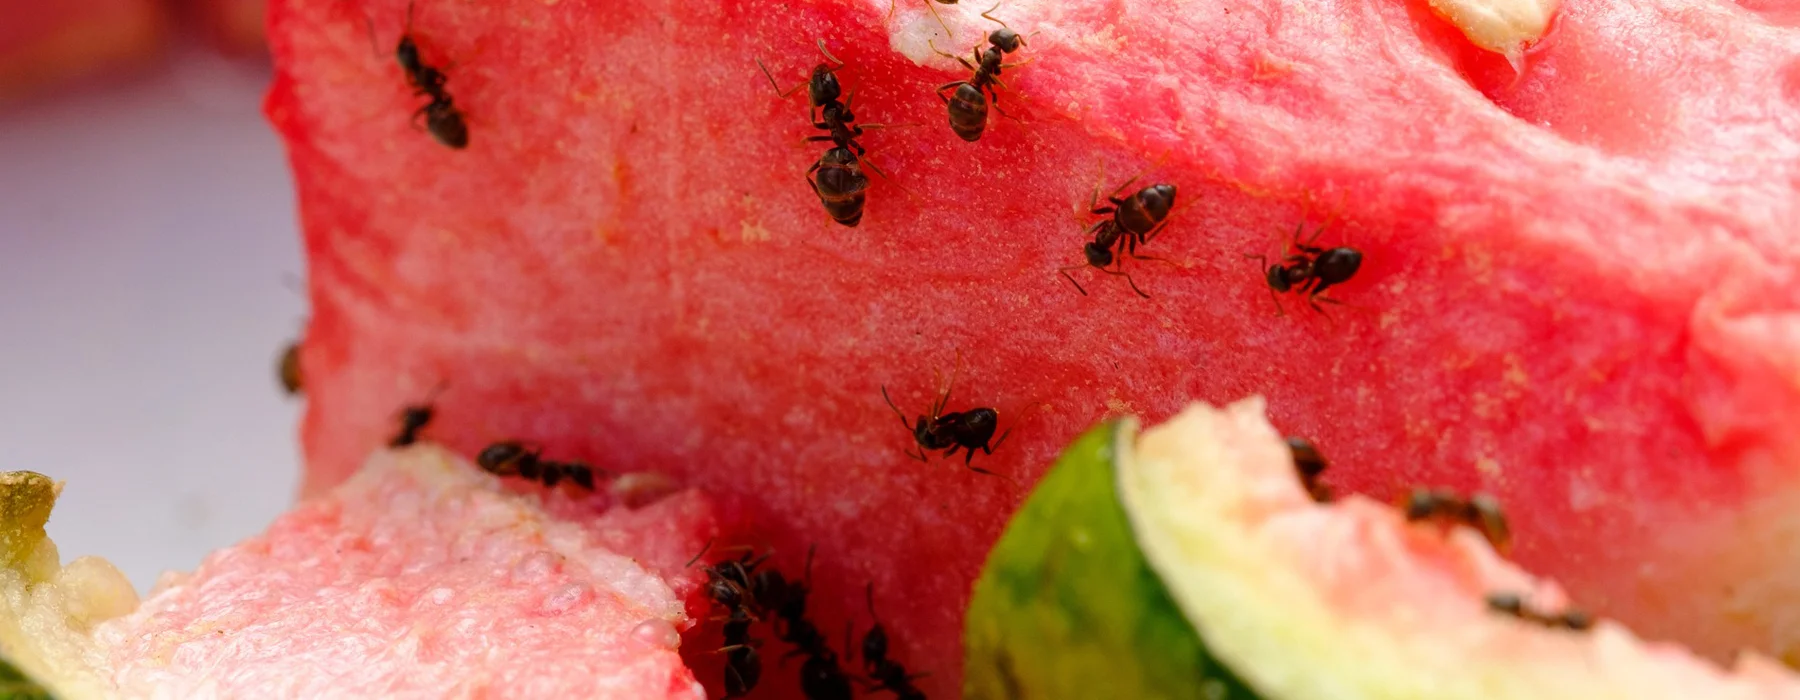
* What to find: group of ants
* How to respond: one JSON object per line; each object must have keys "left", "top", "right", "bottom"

{"left": 365, "top": 0, "right": 1366, "bottom": 306}
{"left": 268, "top": 3, "right": 1590, "bottom": 697}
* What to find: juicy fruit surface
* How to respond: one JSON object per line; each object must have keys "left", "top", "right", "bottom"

{"left": 272, "top": 0, "right": 1800, "bottom": 686}
{"left": 88, "top": 446, "right": 716, "bottom": 698}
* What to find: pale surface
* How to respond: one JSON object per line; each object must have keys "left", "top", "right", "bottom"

{"left": 0, "top": 48, "right": 301, "bottom": 594}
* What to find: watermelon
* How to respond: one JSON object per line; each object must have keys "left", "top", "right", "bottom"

{"left": 0, "top": 0, "right": 168, "bottom": 100}
{"left": 270, "top": 0, "right": 1800, "bottom": 691}
{"left": 968, "top": 399, "right": 1800, "bottom": 699}
{"left": 0, "top": 447, "right": 719, "bottom": 698}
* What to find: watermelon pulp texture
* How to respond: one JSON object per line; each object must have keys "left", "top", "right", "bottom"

{"left": 86, "top": 446, "right": 717, "bottom": 698}
{"left": 271, "top": 0, "right": 1800, "bottom": 689}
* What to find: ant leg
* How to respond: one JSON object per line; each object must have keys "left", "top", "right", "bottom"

{"left": 1058, "top": 266, "right": 1091, "bottom": 296}
{"left": 989, "top": 426, "right": 1012, "bottom": 452}
{"left": 921, "top": 0, "right": 953, "bottom": 39}
{"left": 905, "top": 445, "right": 929, "bottom": 463}
{"left": 881, "top": 386, "right": 915, "bottom": 432}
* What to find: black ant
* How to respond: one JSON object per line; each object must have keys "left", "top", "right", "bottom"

{"left": 759, "top": 41, "right": 899, "bottom": 228}
{"left": 1485, "top": 592, "right": 1593, "bottom": 631}
{"left": 475, "top": 440, "right": 604, "bottom": 491}
{"left": 933, "top": 4, "right": 1029, "bottom": 142}
{"left": 276, "top": 340, "right": 303, "bottom": 397}
{"left": 1285, "top": 436, "right": 1332, "bottom": 503}
{"left": 1058, "top": 164, "right": 1179, "bottom": 299}
{"left": 1248, "top": 221, "right": 1362, "bottom": 315}
{"left": 1402, "top": 488, "right": 1512, "bottom": 554}
{"left": 750, "top": 546, "right": 854, "bottom": 700}
{"left": 368, "top": 1, "right": 468, "bottom": 149}
{"left": 687, "top": 540, "right": 773, "bottom": 697}
{"left": 856, "top": 584, "right": 928, "bottom": 700}
{"left": 389, "top": 404, "right": 434, "bottom": 448}
{"left": 880, "top": 352, "right": 1012, "bottom": 479}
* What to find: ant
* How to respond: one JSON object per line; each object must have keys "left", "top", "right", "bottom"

{"left": 1485, "top": 592, "right": 1593, "bottom": 631}
{"left": 389, "top": 404, "right": 434, "bottom": 448}
{"left": 1284, "top": 436, "right": 1332, "bottom": 503}
{"left": 276, "top": 340, "right": 303, "bottom": 397}
{"left": 475, "top": 440, "right": 603, "bottom": 491}
{"left": 368, "top": 1, "right": 468, "bottom": 149}
{"left": 687, "top": 540, "right": 773, "bottom": 697}
{"left": 1058, "top": 163, "right": 1179, "bottom": 299}
{"left": 1402, "top": 488, "right": 1512, "bottom": 554}
{"left": 755, "top": 546, "right": 854, "bottom": 700}
{"left": 880, "top": 352, "right": 1012, "bottom": 480}
{"left": 856, "top": 584, "right": 928, "bottom": 700}
{"left": 1248, "top": 221, "right": 1362, "bottom": 316}
{"left": 933, "top": 4, "right": 1030, "bottom": 142}
{"left": 759, "top": 41, "right": 900, "bottom": 228}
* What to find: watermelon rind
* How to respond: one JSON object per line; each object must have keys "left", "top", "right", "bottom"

{"left": 963, "top": 420, "right": 1261, "bottom": 699}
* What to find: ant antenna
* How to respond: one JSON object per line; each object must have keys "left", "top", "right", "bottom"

{"left": 1099, "top": 266, "right": 1151, "bottom": 299}
{"left": 981, "top": 2, "right": 1009, "bottom": 29}
{"left": 866, "top": 582, "right": 880, "bottom": 619}
{"left": 1057, "top": 265, "right": 1091, "bottom": 296}
{"left": 756, "top": 58, "right": 808, "bottom": 100}
{"left": 685, "top": 538, "right": 716, "bottom": 568}
{"left": 880, "top": 385, "right": 914, "bottom": 431}
{"left": 815, "top": 38, "right": 844, "bottom": 68}
{"left": 803, "top": 544, "right": 815, "bottom": 585}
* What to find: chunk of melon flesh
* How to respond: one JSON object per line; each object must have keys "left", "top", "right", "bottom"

{"left": 281, "top": 0, "right": 1800, "bottom": 678}
{"left": 1120, "top": 399, "right": 1800, "bottom": 699}
{"left": 0, "top": 448, "right": 718, "bottom": 699}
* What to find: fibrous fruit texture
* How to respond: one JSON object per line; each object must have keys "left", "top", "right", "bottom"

{"left": 269, "top": 0, "right": 1800, "bottom": 692}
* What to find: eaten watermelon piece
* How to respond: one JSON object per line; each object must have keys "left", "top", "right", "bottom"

{"left": 35, "top": 445, "right": 715, "bottom": 698}
{"left": 0, "top": 0, "right": 167, "bottom": 100}
{"left": 269, "top": 0, "right": 1800, "bottom": 690}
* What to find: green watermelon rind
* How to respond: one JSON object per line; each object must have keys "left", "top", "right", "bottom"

{"left": 963, "top": 419, "right": 1262, "bottom": 700}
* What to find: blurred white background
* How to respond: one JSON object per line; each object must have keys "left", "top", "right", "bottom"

{"left": 0, "top": 49, "right": 300, "bottom": 593}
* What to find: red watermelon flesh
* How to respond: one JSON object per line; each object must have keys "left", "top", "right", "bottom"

{"left": 270, "top": 0, "right": 1800, "bottom": 690}
{"left": 87, "top": 445, "right": 717, "bottom": 698}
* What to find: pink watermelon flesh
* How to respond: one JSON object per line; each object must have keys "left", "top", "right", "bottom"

{"left": 270, "top": 0, "right": 1800, "bottom": 689}
{"left": 88, "top": 445, "right": 717, "bottom": 698}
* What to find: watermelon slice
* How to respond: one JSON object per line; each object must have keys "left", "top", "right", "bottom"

{"left": 968, "top": 399, "right": 1800, "bottom": 699}
{"left": 270, "top": 0, "right": 1800, "bottom": 689}
{"left": 0, "top": 446, "right": 718, "bottom": 698}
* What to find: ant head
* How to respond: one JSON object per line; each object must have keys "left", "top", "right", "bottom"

{"left": 1314, "top": 247, "right": 1363, "bottom": 285}
{"left": 1136, "top": 184, "right": 1177, "bottom": 222}
{"left": 1264, "top": 263, "right": 1292, "bottom": 292}
{"left": 395, "top": 38, "right": 423, "bottom": 72}
{"left": 989, "top": 27, "right": 1024, "bottom": 52}
{"left": 809, "top": 66, "right": 842, "bottom": 106}
{"left": 1083, "top": 241, "right": 1113, "bottom": 268}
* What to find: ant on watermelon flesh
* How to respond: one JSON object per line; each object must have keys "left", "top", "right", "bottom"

{"left": 856, "top": 583, "right": 929, "bottom": 700}
{"left": 1401, "top": 488, "right": 1512, "bottom": 554}
{"left": 932, "top": 4, "right": 1032, "bottom": 142}
{"left": 475, "top": 440, "right": 605, "bottom": 491}
{"left": 686, "top": 539, "right": 776, "bottom": 697}
{"left": 388, "top": 383, "right": 446, "bottom": 447}
{"left": 1247, "top": 220, "right": 1363, "bottom": 316}
{"left": 880, "top": 350, "right": 1015, "bottom": 482}
{"left": 1485, "top": 592, "right": 1594, "bottom": 631}
{"left": 1284, "top": 436, "right": 1333, "bottom": 503}
{"left": 366, "top": 0, "right": 468, "bottom": 149}
{"left": 1059, "top": 159, "right": 1180, "bottom": 300}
